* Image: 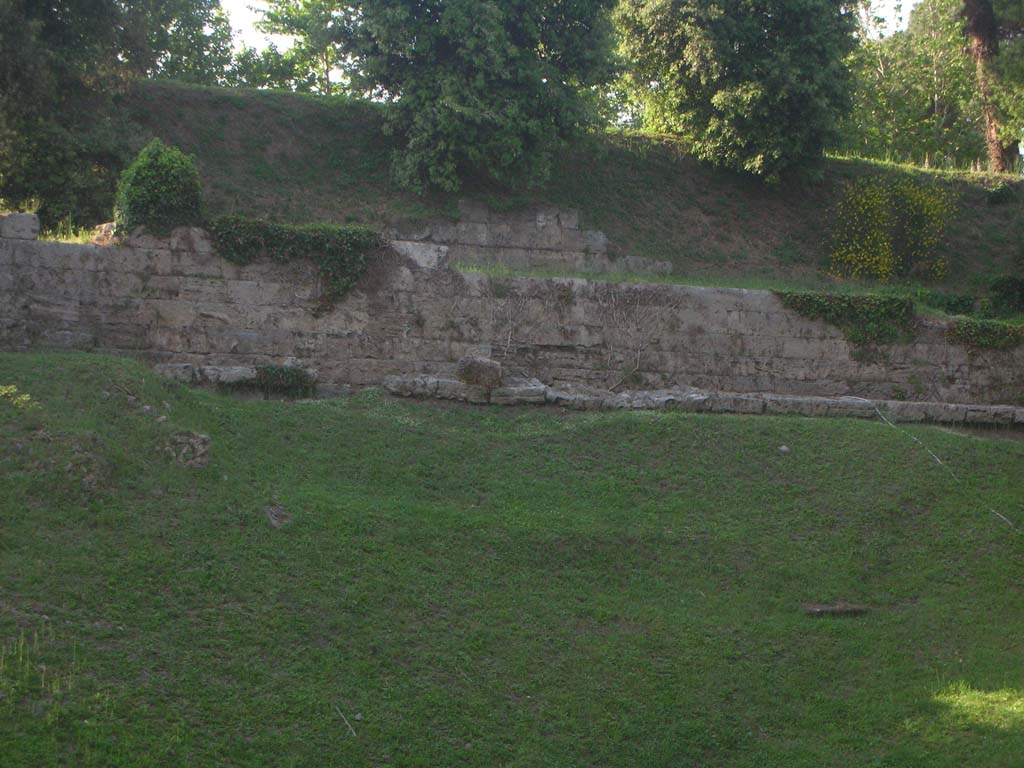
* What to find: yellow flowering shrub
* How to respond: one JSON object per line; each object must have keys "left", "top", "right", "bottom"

{"left": 830, "top": 177, "right": 956, "bottom": 282}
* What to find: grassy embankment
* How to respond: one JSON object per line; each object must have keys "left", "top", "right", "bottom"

{"left": 123, "top": 81, "right": 1023, "bottom": 293}
{"left": 2, "top": 353, "right": 1023, "bottom": 766}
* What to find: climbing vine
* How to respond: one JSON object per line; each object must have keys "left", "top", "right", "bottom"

{"left": 209, "top": 216, "right": 383, "bottom": 302}
{"left": 776, "top": 291, "right": 916, "bottom": 346}
{"left": 946, "top": 318, "right": 1024, "bottom": 353}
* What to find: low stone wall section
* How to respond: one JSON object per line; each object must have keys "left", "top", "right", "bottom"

{"left": 1, "top": 224, "right": 1022, "bottom": 407}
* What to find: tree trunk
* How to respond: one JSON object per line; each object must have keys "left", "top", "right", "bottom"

{"left": 1003, "top": 139, "right": 1020, "bottom": 172}
{"left": 964, "top": 0, "right": 1008, "bottom": 172}
{"left": 322, "top": 52, "right": 332, "bottom": 96}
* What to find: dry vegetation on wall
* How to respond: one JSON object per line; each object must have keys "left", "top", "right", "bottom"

{"left": 124, "top": 81, "right": 1024, "bottom": 291}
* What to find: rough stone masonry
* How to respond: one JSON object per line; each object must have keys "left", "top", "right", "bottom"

{"left": 0, "top": 212, "right": 1022, "bottom": 419}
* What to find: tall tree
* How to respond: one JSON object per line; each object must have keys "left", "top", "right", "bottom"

{"left": 256, "top": 0, "right": 351, "bottom": 95}
{"left": 616, "top": 0, "right": 858, "bottom": 180}
{"left": 341, "top": 0, "right": 618, "bottom": 191}
{"left": 838, "top": 0, "right": 984, "bottom": 167}
{"left": 0, "top": 0, "right": 135, "bottom": 224}
{"left": 962, "top": 0, "right": 1023, "bottom": 171}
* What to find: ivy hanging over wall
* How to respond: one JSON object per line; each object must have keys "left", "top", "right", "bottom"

{"left": 776, "top": 291, "right": 917, "bottom": 346}
{"left": 209, "top": 216, "right": 383, "bottom": 302}
{"left": 946, "top": 318, "right": 1024, "bottom": 353}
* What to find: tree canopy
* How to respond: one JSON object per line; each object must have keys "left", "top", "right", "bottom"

{"left": 341, "top": 0, "right": 618, "bottom": 191}
{"left": 616, "top": 0, "right": 859, "bottom": 180}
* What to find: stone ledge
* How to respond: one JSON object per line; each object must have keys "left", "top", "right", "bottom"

{"left": 382, "top": 374, "right": 1024, "bottom": 426}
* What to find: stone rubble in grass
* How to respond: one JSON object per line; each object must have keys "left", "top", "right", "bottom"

{"left": 381, "top": 372, "right": 1024, "bottom": 425}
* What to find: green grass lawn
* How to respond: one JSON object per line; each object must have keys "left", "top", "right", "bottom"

{"left": 2, "top": 353, "right": 1023, "bottom": 767}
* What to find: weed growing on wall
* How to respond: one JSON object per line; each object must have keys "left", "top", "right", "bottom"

{"left": 209, "top": 216, "right": 382, "bottom": 302}
{"left": 114, "top": 139, "right": 202, "bottom": 235}
{"left": 829, "top": 177, "right": 956, "bottom": 281}
{"left": 777, "top": 291, "right": 917, "bottom": 345}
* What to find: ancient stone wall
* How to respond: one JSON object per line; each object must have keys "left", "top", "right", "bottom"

{"left": 1, "top": 221, "right": 1022, "bottom": 407}
{"left": 390, "top": 200, "right": 672, "bottom": 276}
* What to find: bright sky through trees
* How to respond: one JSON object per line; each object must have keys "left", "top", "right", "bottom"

{"left": 219, "top": 0, "right": 921, "bottom": 52}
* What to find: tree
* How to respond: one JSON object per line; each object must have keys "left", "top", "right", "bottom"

{"left": 838, "top": 0, "right": 984, "bottom": 167}
{"left": 616, "top": 0, "right": 858, "bottom": 180}
{"left": 0, "top": 0, "right": 134, "bottom": 225}
{"left": 230, "top": 43, "right": 317, "bottom": 91}
{"left": 256, "top": 0, "right": 352, "bottom": 95}
{"left": 961, "top": 0, "right": 1024, "bottom": 171}
{"left": 341, "top": 0, "right": 618, "bottom": 191}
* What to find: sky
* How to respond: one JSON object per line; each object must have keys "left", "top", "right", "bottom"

{"left": 219, "top": 0, "right": 920, "bottom": 52}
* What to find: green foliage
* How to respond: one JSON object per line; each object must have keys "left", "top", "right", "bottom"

{"left": 911, "top": 288, "right": 978, "bottom": 316}
{"left": 986, "top": 182, "right": 1018, "bottom": 205}
{"left": 222, "top": 366, "right": 317, "bottom": 398}
{"left": 0, "top": 0, "right": 134, "bottom": 227}
{"left": 838, "top": 0, "right": 985, "bottom": 168}
{"left": 616, "top": 0, "right": 857, "bottom": 179}
{"left": 209, "top": 216, "right": 382, "bottom": 301}
{"left": 114, "top": 139, "right": 202, "bottom": 235}
{"left": 143, "top": 1, "right": 235, "bottom": 86}
{"left": 989, "top": 275, "right": 1024, "bottom": 315}
{"left": 830, "top": 177, "right": 956, "bottom": 281}
{"left": 343, "top": 0, "right": 617, "bottom": 191}
{"left": 0, "top": 1, "right": 241, "bottom": 227}
{"left": 254, "top": 0, "right": 350, "bottom": 95}
{"left": 777, "top": 291, "right": 917, "bottom": 345}
{"left": 946, "top": 317, "right": 1024, "bottom": 351}
{"left": 255, "top": 366, "right": 316, "bottom": 398}
{"left": 229, "top": 44, "right": 315, "bottom": 91}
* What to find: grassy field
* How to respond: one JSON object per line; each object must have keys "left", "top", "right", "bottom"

{"left": 124, "top": 81, "right": 1024, "bottom": 292}
{"left": 1, "top": 352, "right": 1023, "bottom": 766}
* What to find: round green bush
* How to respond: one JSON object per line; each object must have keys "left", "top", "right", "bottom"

{"left": 114, "top": 139, "right": 201, "bottom": 234}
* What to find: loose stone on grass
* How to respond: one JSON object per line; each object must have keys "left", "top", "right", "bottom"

{"left": 803, "top": 602, "right": 869, "bottom": 618}
{"left": 166, "top": 431, "right": 211, "bottom": 468}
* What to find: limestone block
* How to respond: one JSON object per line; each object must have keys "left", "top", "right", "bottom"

{"left": 196, "top": 366, "right": 257, "bottom": 385}
{"left": 455, "top": 355, "right": 502, "bottom": 388}
{"left": 455, "top": 222, "right": 489, "bottom": 246}
{"left": 391, "top": 240, "right": 449, "bottom": 269}
{"left": 0, "top": 214, "right": 39, "bottom": 240}
{"left": 583, "top": 230, "right": 608, "bottom": 254}
{"left": 557, "top": 209, "right": 579, "bottom": 230}
{"left": 169, "top": 227, "right": 213, "bottom": 254}
{"left": 491, "top": 377, "right": 547, "bottom": 405}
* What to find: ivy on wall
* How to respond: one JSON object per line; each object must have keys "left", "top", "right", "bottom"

{"left": 776, "top": 291, "right": 917, "bottom": 345}
{"left": 209, "top": 216, "right": 383, "bottom": 301}
{"left": 946, "top": 318, "right": 1024, "bottom": 353}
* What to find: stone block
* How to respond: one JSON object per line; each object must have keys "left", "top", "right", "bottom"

{"left": 583, "top": 230, "right": 608, "bottom": 254}
{"left": 455, "top": 355, "right": 502, "bottom": 388}
{"left": 0, "top": 214, "right": 40, "bottom": 240}
{"left": 196, "top": 366, "right": 257, "bottom": 385}
{"left": 491, "top": 377, "right": 547, "bottom": 405}
{"left": 391, "top": 240, "right": 449, "bottom": 269}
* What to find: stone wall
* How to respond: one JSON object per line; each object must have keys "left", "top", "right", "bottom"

{"left": 391, "top": 200, "right": 672, "bottom": 276}
{"left": 1, "top": 221, "right": 1022, "bottom": 406}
